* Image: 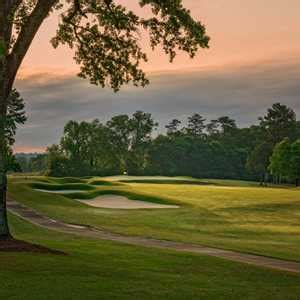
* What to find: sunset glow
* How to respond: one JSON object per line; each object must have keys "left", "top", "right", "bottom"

{"left": 15, "top": 0, "right": 300, "bottom": 152}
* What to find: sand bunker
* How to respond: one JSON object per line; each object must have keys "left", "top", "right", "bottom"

{"left": 34, "top": 189, "right": 84, "bottom": 194}
{"left": 77, "top": 195, "right": 179, "bottom": 209}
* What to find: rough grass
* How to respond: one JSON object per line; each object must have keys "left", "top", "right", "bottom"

{"left": 88, "top": 179, "right": 119, "bottom": 186}
{"left": 8, "top": 176, "right": 300, "bottom": 262}
{"left": 0, "top": 214, "right": 299, "bottom": 300}
{"left": 50, "top": 177, "right": 87, "bottom": 184}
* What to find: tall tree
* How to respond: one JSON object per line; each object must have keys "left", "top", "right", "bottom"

{"left": 185, "top": 113, "right": 206, "bottom": 137}
{"left": 107, "top": 114, "right": 131, "bottom": 173}
{"left": 60, "top": 120, "right": 93, "bottom": 175}
{"left": 268, "top": 138, "right": 291, "bottom": 183}
{"left": 208, "top": 116, "right": 237, "bottom": 135}
{"left": 0, "top": 0, "right": 209, "bottom": 239}
{"left": 289, "top": 140, "right": 300, "bottom": 186}
{"left": 246, "top": 142, "right": 273, "bottom": 185}
{"left": 47, "top": 144, "right": 69, "bottom": 177}
{"left": 128, "top": 111, "right": 157, "bottom": 174}
{"left": 166, "top": 119, "right": 182, "bottom": 136}
{"left": 259, "top": 103, "right": 297, "bottom": 145}
{"left": 84, "top": 120, "right": 111, "bottom": 172}
{"left": 29, "top": 154, "right": 48, "bottom": 173}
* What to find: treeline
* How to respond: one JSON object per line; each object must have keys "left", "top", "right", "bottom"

{"left": 17, "top": 103, "right": 300, "bottom": 185}
{"left": 15, "top": 153, "right": 47, "bottom": 173}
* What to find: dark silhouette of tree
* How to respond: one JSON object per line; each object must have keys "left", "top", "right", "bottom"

{"left": 246, "top": 142, "right": 273, "bottom": 185}
{"left": 166, "top": 119, "right": 182, "bottom": 136}
{"left": 208, "top": 116, "right": 237, "bottom": 136}
{"left": 128, "top": 111, "right": 157, "bottom": 174}
{"left": 43, "top": 103, "right": 300, "bottom": 184}
{"left": 107, "top": 114, "right": 132, "bottom": 173}
{"left": 259, "top": 103, "right": 297, "bottom": 145}
{"left": 185, "top": 113, "right": 206, "bottom": 137}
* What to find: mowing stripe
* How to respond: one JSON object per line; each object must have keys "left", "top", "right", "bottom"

{"left": 7, "top": 198, "right": 300, "bottom": 274}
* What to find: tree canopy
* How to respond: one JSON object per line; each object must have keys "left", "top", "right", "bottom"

{"left": 31, "top": 103, "right": 300, "bottom": 186}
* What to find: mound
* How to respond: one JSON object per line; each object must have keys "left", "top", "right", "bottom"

{"left": 51, "top": 177, "right": 86, "bottom": 184}
{"left": 89, "top": 180, "right": 116, "bottom": 186}
{"left": 77, "top": 195, "right": 180, "bottom": 209}
{"left": 31, "top": 182, "right": 94, "bottom": 191}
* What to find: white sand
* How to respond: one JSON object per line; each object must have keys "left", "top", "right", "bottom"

{"left": 34, "top": 189, "right": 84, "bottom": 194}
{"left": 77, "top": 195, "right": 179, "bottom": 209}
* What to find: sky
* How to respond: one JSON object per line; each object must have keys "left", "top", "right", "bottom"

{"left": 14, "top": 0, "right": 300, "bottom": 152}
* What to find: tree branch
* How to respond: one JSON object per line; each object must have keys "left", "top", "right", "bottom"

{"left": 7, "top": 0, "right": 58, "bottom": 90}
{"left": 8, "top": 0, "right": 22, "bottom": 12}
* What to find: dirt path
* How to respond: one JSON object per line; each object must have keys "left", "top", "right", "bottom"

{"left": 7, "top": 198, "right": 300, "bottom": 274}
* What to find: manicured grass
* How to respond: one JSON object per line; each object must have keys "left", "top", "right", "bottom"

{"left": 1, "top": 214, "right": 299, "bottom": 300}
{"left": 8, "top": 176, "right": 300, "bottom": 261}
{"left": 118, "top": 179, "right": 213, "bottom": 185}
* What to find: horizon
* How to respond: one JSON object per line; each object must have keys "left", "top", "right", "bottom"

{"left": 14, "top": 0, "right": 300, "bottom": 152}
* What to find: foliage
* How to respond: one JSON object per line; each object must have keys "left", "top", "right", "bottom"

{"left": 28, "top": 103, "right": 299, "bottom": 182}
{"left": 5, "top": 89, "right": 27, "bottom": 145}
{"left": 184, "top": 113, "right": 206, "bottom": 137}
{"left": 267, "top": 138, "right": 300, "bottom": 186}
{"left": 259, "top": 102, "right": 297, "bottom": 145}
{"left": 3, "top": 90, "right": 27, "bottom": 172}
{"left": 246, "top": 142, "right": 273, "bottom": 181}
{"left": 46, "top": 111, "right": 157, "bottom": 176}
{"left": 50, "top": 0, "right": 209, "bottom": 91}
{"left": 289, "top": 139, "right": 300, "bottom": 185}
{"left": 269, "top": 138, "right": 291, "bottom": 179}
{"left": 166, "top": 118, "right": 181, "bottom": 136}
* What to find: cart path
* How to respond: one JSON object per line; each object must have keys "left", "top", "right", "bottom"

{"left": 7, "top": 198, "right": 300, "bottom": 274}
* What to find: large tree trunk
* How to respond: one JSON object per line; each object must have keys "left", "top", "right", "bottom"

{"left": 0, "top": 170, "right": 10, "bottom": 240}
{"left": 0, "top": 0, "right": 58, "bottom": 240}
{"left": 0, "top": 1, "right": 9, "bottom": 239}
{"left": 0, "top": 63, "right": 10, "bottom": 240}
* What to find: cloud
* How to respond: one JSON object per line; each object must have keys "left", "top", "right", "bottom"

{"left": 14, "top": 56, "right": 300, "bottom": 152}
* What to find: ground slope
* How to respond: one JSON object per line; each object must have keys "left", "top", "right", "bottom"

{"left": 0, "top": 214, "right": 299, "bottom": 300}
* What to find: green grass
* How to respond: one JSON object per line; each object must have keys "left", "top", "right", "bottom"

{"left": 1, "top": 214, "right": 299, "bottom": 300}
{"left": 8, "top": 175, "right": 300, "bottom": 262}
{"left": 50, "top": 177, "right": 87, "bottom": 184}
{"left": 29, "top": 182, "right": 95, "bottom": 191}
{"left": 88, "top": 179, "right": 120, "bottom": 186}
{"left": 118, "top": 179, "right": 213, "bottom": 185}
